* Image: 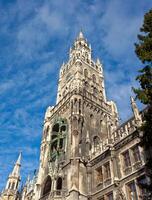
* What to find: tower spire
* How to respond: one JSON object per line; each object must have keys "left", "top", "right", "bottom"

{"left": 5, "top": 152, "right": 22, "bottom": 191}
{"left": 0, "top": 153, "right": 22, "bottom": 200}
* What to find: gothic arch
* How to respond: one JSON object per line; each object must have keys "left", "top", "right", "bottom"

{"left": 42, "top": 176, "right": 52, "bottom": 196}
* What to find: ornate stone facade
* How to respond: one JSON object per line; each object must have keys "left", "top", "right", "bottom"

{"left": 0, "top": 32, "right": 147, "bottom": 200}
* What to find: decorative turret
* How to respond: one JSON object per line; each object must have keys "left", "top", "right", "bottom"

{"left": 130, "top": 96, "right": 142, "bottom": 125}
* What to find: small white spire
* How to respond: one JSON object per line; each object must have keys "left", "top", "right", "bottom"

{"left": 11, "top": 152, "right": 22, "bottom": 177}
{"left": 16, "top": 151, "right": 22, "bottom": 165}
{"left": 89, "top": 44, "right": 91, "bottom": 50}
{"left": 130, "top": 96, "right": 142, "bottom": 124}
{"left": 96, "top": 58, "right": 101, "bottom": 66}
{"left": 5, "top": 152, "right": 22, "bottom": 191}
{"left": 78, "top": 31, "right": 84, "bottom": 39}
{"left": 61, "top": 62, "right": 65, "bottom": 68}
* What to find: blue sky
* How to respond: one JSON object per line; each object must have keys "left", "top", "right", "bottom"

{"left": 0, "top": 0, "right": 152, "bottom": 191}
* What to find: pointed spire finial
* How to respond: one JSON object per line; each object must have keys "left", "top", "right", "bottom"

{"left": 78, "top": 31, "right": 84, "bottom": 39}
{"left": 130, "top": 96, "right": 142, "bottom": 124}
{"left": 61, "top": 62, "right": 65, "bottom": 68}
{"left": 11, "top": 152, "right": 22, "bottom": 177}
{"left": 16, "top": 151, "right": 22, "bottom": 166}
{"left": 96, "top": 58, "right": 101, "bottom": 66}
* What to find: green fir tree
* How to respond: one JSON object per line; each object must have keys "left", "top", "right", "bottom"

{"left": 134, "top": 8, "right": 152, "bottom": 199}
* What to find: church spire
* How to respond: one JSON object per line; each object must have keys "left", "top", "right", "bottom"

{"left": 5, "top": 152, "right": 22, "bottom": 191}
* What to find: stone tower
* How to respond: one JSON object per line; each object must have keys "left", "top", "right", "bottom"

{"left": 0, "top": 153, "right": 21, "bottom": 200}
{"left": 35, "top": 32, "right": 119, "bottom": 200}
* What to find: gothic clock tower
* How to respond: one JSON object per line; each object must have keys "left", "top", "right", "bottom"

{"left": 35, "top": 32, "right": 119, "bottom": 200}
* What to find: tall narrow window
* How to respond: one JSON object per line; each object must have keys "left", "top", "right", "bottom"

{"left": 11, "top": 182, "right": 15, "bottom": 190}
{"left": 90, "top": 114, "right": 95, "bottom": 127}
{"left": 84, "top": 69, "right": 88, "bottom": 77}
{"left": 43, "top": 176, "right": 52, "bottom": 196}
{"left": 127, "top": 181, "right": 138, "bottom": 200}
{"left": 96, "top": 167, "right": 103, "bottom": 184}
{"left": 56, "top": 177, "right": 62, "bottom": 196}
{"left": 92, "top": 74, "right": 96, "bottom": 83}
{"left": 93, "top": 136, "right": 100, "bottom": 153}
{"left": 59, "top": 138, "right": 64, "bottom": 149}
{"left": 137, "top": 176, "right": 147, "bottom": 199}
{"left": 132, "top": 145, "right": 141, "bottom": 163}
{"left": 123, "top": 150, "right": 131, "bottom": 168}
{"left": 56, "top": 177, "right": 62, "bottom": 190}
{"left": 104, "top": 162, "right": 111, "bottom": 180}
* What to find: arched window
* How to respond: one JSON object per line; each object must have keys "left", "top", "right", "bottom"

{"left": 92, "top": 74, "right": 96, "bottom": 83}
{"left": 43, "top": 176, "right": 52, "bottom": 196}
{"left": 56, "top": 177, "right": 62, "bottom": 190}
{"left": 60, "top": 125, "right": 66, "bottom": 132}
{"left": 90, "top": 114, "right": 95, "bottom": 127}
{"left": 93, "top": 136, "right": 100, "bottom": 153}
